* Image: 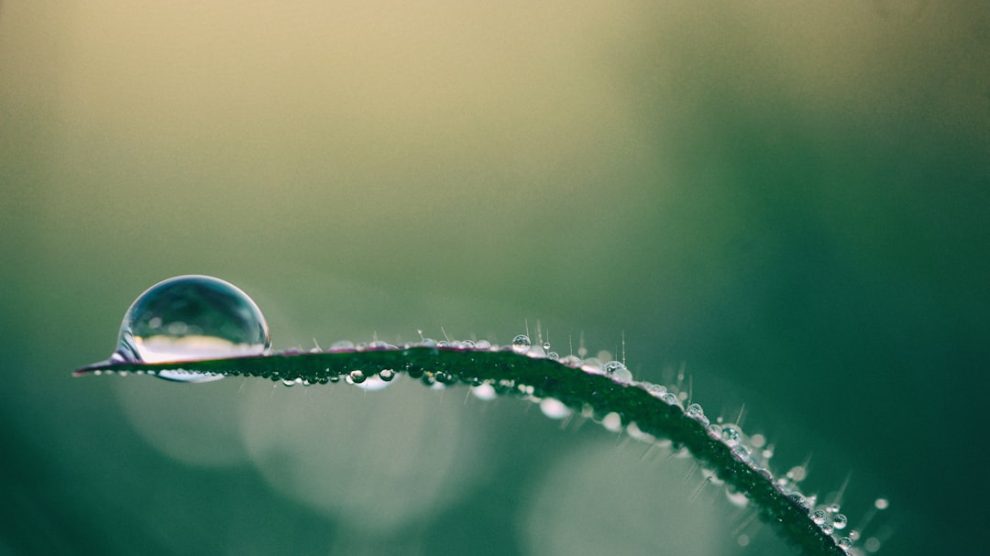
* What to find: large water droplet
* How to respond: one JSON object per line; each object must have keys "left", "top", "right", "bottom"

{"left": 511, "top": 334, "right": 532, "bottom": 354}
{"left": 113, "top": 275, "right": 270, "bottom": 383}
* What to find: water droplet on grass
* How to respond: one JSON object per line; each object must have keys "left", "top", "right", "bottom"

{"left": 601, "top": 412, "right": 622, "bottom": 432}
{"left": 720, "top": 424, "right": 741, "bottom": 446}
{"left": 539, "top": 398, "right": 571, "bottom": 419}
{"left": 113, "top": 275, "right": 270, "bottom": 383}
{"left": 686, "top": 403, "right": 709, "bottom": 426}
{"left": 346, "top": 370, "right": 366, "bottom": 384}
{"left": 602, "top": 361, "right": 632, "bottom": 383}
{"left": 512, "top": 335, "right": 532, "bottom": 353}
{"left": 471, "top": 383, "right": 497, "bottom": 401}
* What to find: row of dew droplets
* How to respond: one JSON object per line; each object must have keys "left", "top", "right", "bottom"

{"left": 504, "top": 326, "right": 890, "bottom": 555}
{"left": 93, "top": 276, "right": 890, "bottom": 554}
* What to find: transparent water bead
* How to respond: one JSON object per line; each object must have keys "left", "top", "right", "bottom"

{"left": 720, "top": 424, "right": 742, "bottom": 446}
{"left": 686, "top": 403, "right": 710, "bottom": 426}
{"left": 602, "top": 361, "right": 633, "bottom": 383}
{"left": 354, "top": 369, "right": 398, "bottom": 392}
{"left": 113, "top": 275, "right": 270, "bottom": 383}
{"left": 511, "top": 334, "right": 532, "bottom": 354}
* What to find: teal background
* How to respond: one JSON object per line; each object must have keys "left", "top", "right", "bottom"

{"left": 1, "top": 2, "right": 987, "bottom": 555}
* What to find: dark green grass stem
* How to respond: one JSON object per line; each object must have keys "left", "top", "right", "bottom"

{"left": 75, "top": 347, "right": 845, "bottom": 556}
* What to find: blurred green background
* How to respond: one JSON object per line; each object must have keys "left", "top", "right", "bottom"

{"left": 1, "top": 2, "right": 987, "bottom": 555}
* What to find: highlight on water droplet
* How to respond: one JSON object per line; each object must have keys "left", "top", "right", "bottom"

{"left": 112, "top": 275, "right": 271, "bottom": 383}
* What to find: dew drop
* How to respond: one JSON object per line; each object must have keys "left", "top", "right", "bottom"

{"left": 832, "top": 513, "right": 848, "bottom": 530}
{"left": 511, "top": 335, "right": 532, "bottom": 354}
{"left": 539, "top": 398, "right": 571, "bottom": 420}
{"left": 601, "top": 412, "right": 623, "bottom": 432}
{"left": 812, "top": 509, "right": 828, "bottom": 525}
{"left": 470, "top": 383, "right": 497, "bottom": 401}
{"left": 602, "top": 361, "right": 632, "bottom": 383}
{"left": 660, "top": 392, "right": 681, "bottom": 407}
{"left": 355, "top": 369, "right": 398, "bottom": 392}
{"left": 720, "top": 424, "right": 741, "bottom": 446}
{"left": 837, "top": 537, "right": 852, "bottom": 550}
{"left": 685, "top": 403, "right": 709, "bottom": 426}
{"left": 347, "top": 370, "right": 367, "bottom": 384}
{"left": 113, "top": 275, "right": 270, "bottom": 383}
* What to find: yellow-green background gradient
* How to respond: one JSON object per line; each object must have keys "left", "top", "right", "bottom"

{"left": 1, "top": 2, "right": 987, "bottom": 554}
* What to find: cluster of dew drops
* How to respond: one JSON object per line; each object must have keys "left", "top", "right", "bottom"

{"left": 87, "top": 276, "right": 891, "bottom": 554}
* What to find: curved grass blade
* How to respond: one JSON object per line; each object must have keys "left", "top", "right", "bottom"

{"left": 75, "top": 345, "right": 849, "bottom": 556}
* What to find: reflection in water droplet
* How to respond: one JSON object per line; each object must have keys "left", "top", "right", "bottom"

{"left": 346, "top": 370, "right": 367, "bottom": 385}
{"left": 113, "top": 275, "right": 270, "bottom": 383}
{"left": 511, "top": 334, "right": 532, "bottom": 354}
